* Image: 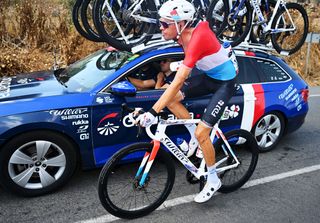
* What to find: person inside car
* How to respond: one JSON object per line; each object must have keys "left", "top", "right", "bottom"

{"left": 155, "top": 58, "right": 177, "bottom": 89}
{"left": 127, "top": 64, "right": 158, "bottom": 90}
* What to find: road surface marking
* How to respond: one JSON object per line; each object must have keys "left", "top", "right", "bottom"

{"left": 78, "top": 164, "right": 320, "bottom": 223}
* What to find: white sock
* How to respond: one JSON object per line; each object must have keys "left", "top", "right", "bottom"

{"left": 185, "top": 124, "right": 198, "bottom": 146}
{"left": 207, "top": 165, "right": 220, "bottom": 184}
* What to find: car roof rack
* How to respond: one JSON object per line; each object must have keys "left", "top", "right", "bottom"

{"left": 234, "top": 42, "right": 289, "bottom": 55}
{"left": 131, "top": 34, "right": 180, "bottom": 54}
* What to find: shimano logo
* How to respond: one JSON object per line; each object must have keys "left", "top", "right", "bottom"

{"left": 163, "top": 138, "right": 188, "bottom": 162}
{"left": 211, "top": 100, "right": 225, "bottom": 118}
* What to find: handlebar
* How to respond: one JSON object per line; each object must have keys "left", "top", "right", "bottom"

{"left": 121, "top": 103, "right": 146, "bottom": 138}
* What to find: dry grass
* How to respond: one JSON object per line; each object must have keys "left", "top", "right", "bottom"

{"left": 0, "top": 0, "right": 319, "bottom": 86}
{"left": 0, "top": 0, "right": 104, "bottom": 76}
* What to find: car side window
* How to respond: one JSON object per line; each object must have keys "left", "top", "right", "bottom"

{"left": 255, "top": 59, "right": 290, "bottom": 82}
{"left": 236, "top": 56, "right": 261, "bottom": 84}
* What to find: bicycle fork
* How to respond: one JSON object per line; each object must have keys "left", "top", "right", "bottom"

{"left": 135, "top": 140, "right": 160, "bottom": 187}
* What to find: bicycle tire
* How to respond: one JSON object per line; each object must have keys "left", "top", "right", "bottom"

{"left": 207, "top": 0, "right": 229, "bottom": 35}
{"left": 80, "top": 0, "right": 105, "bottom": 42}
{"left": 98, "top": 142, "right": 175, "bottom": 219}
{"left": 93, "top": 0, "right": 157, "bottom": 51}
{"left": 271, "top": 2, "right": 308, "bottom": 55}
{"left": 214, "top": 129, "right": 259, "bottom": 193}
{"left": 208, "top": 0, "right": 252, "bottom": 47}
{"left": 72, "top": 0, "right": 100, "bottom": 42}
{"left": 249, "top": 0, "right": 277, "bottom": 44}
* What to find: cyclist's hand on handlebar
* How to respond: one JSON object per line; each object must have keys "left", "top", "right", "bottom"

{"left": 135, "top": 108, "right": 157, "bottom": 127}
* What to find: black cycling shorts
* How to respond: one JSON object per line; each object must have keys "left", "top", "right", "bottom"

{"left": 181, "top": 73, "right": 237, "bottom": 128}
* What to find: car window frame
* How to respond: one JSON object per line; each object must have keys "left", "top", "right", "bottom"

{"left": 237, "top": 55, "right": 293, "bottom": 85}
{"left": 99, "top": 52, "right": 185, "bottom": 94}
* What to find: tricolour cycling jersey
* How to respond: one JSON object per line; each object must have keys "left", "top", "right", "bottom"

{"left": 183, "top": 21, "right": 236, "bottom": 81}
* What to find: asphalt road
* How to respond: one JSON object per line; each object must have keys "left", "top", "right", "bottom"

{"left": 0, "top": 87, "right": 320, "bottom": 223}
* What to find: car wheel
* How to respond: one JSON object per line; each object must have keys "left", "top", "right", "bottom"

{"left": 0, "top": 131, "right": 78, "bottom": 197}
{"left": 252, "top": 112, "right": 285, "bottom": 152}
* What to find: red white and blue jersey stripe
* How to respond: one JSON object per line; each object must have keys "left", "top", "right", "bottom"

{"left": 182, "top": 21, "right": 236, "bottom": 81}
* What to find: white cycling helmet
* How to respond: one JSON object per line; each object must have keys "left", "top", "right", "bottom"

{"left": 159, "top": 0, "right": 196, "bottom": 22}
{"left": 159, "top": 0, "right": 196, "bottom": 38}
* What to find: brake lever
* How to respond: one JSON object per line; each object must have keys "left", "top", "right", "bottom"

{"left": 136, "top": 124, "right": 143, "bottom": 138}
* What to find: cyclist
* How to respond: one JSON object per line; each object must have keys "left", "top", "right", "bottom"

{"left": 136, "top": 0, "right": 238, "bottom": 203}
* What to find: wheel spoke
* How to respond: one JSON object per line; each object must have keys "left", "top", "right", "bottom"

{"left": 9, "top": 150, "right": 33, "bottom": 165}
{"left": 264, "top": 115, "right": 272, "bottom": 126}
{"left": 44, "top": 154, "right": 66, "bottom": 167}
{"left": 39, "top": 168, "right": 56, "bottom": 187}
{"left": 255, "top": 126, "right": 265, "bottom": 137}
{"left": 268, "top": 132, "right": 278, "bottom": 144}
{"left": 36, "top": 141, "right": 51, "bottom": 160}
{"left": 269, "top": 118, "right": 281, "bottom": 130}
{"left": 12, "top": 167, "right": 35, "bottom": 187}
{"left": 258, "top": 133, "right": 268, "bottom": 147}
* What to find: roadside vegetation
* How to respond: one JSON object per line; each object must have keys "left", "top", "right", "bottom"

{"left": 0, "top": 0, "right": 319, "bottom": 85}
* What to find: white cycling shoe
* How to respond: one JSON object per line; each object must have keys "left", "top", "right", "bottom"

{"left": 194, "top": 179, "right": 222, "bottom": 203}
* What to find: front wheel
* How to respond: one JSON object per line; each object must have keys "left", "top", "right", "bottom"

{"left": 271, "top": 3, "right": 309, "bottom": 55}
{"left": 214, "top": 129, "right": 259, "bottom": 193}
{"left": 0, "top": 131, "right": 78, "bottom": 197}
{"left": 98, "top": 142, "right": 175, "bottom": 219}
{"left": 93, "top": 0, "right": 157, "bottom": 51}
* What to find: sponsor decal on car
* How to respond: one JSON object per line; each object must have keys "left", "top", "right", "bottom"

{"left": 221, "top": 104, "right": 240, "bottom": 120}
{"left": 72, "top": 120, "right": 89, "bottom": 126}
{"left": 49, "top": 108, "right": 89, "bottom": 120}
{"left": 278, "top": 83, "right": 301, "bottom": 109}
{"left": 77, "top": 125, "right": 89, "bottom": 133}
{"left": 96, "top": 97, "right": 104, "bottom": 104}
{"left": 97, "top": 113, "right": 119, "bottom": 136}
{"left": 122, "top": 112, "right": 195, "bottom": 128}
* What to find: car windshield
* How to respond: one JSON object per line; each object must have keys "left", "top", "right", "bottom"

{"left": 55, "top": 49, "right": 132, "bottom": 92}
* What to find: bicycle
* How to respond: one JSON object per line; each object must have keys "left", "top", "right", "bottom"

{"left": 98, "top": 104, "right": 259, "bottom": 219}
{"left": 207, "top": 0, "right": 309, "bottom": 55}
{"left": 88, "top": 0, "right": 211, "bottom": 51}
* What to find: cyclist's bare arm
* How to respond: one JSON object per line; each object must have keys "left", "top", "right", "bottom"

{"left": 152, "top": 65, "right": 191, "bottom": 113}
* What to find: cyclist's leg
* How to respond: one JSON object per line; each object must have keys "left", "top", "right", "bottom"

{"left": 169, "top": 73, "right": 214, "bottom": 118}
{"left": 194, "top": 77, "right": 237, "bottom": 203}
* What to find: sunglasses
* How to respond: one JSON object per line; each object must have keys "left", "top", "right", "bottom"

{"left": 159, "top": 20, "right": 175, "bottom": 29}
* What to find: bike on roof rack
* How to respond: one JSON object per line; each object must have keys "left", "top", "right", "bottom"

{"left": 206, "top": 0, "right": 309, "bottom": 55}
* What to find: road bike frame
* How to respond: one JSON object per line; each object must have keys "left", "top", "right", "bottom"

{"left": 130, "top": 116, "right": 241, "bottom": 187}
{"left": 230, "top": 0, "right": 296, "bottom": 34}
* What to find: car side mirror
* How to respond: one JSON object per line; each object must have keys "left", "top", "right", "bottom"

{"left": 110, "top": 81, "right": 137, "bottom": 96}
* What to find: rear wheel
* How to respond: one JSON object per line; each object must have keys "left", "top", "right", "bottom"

{"left": 271, "top": 3, "right": 308, "bottom": 55}
{"left": 98, "top": 142, "right": 175, "bottom": 219}
{"left": 252, "top": 112, "right": 285, "bottom": 152}
{"left": 214, "top": 129, "right": 259, "bottom": 193}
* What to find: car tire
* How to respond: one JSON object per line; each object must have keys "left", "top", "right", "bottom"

{"left": 252, "top": 112, "right": 285, "bottom": 152}
{"left": 0, "top": 130, "right": 78, "bottom": 197}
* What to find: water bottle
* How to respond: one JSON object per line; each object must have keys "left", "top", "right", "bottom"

{"left": 176, "top": 138, "right": 189, "bottom": 154}
{"left": 222, "top": 41, "right": 239, "bottom": 74}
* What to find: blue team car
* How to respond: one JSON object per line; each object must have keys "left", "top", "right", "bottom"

{"left": 0, "top": 43, "right": 309, "bottom": 196}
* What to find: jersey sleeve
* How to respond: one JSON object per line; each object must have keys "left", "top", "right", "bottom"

{"left": 183, "top": 22, "right": 222, "bottom": 69}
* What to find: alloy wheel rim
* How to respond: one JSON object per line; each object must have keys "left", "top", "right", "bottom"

{"left": 8, "top": 140, "right": 66, "bottom": 189}
{"left": 254, "top": 114, "right": 282, "bottom": 149}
